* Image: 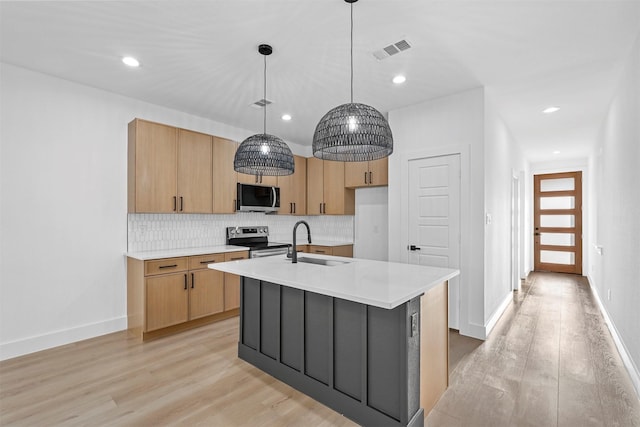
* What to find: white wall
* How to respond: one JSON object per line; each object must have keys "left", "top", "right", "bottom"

{"left": 0, "top": 63, "right": 310, "bottom": 360}
{"left": 388, "top": 88, "right": 487, "bottom": 339}
{"left": 483, "top": 92, "right": 527, "bottom": 329}
{"left": 354, "top": 187, "right": 388, "bottom": 261}
{"left": 589, "top": 35, "right": 640, "bottom": 395}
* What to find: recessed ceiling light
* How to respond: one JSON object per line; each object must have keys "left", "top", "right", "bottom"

{"left": 122, "top": 56, "right": 140, "bottom": 67}
{"left": 543, "top": 106, "right": 560, "bottom": 114}
{"left": 392, "top": 75, "right": 406, "bottom": 84}
{"left": 553, "top": 150, "right": 561, "bottom": 155}
{"left": 281, "top": 114, "right": 292, "bottom": 121}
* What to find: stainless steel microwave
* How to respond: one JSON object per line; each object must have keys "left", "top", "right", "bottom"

{"left": 236, "top": 183, "right": 280, "bottom": 213}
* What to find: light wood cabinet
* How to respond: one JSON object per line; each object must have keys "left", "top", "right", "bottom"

{"left": 223, "top": 251, "right": 249, "bottom": 311}
{"left": 238, "top": 172, "right": 277, "bottom": 186}
{"left": 146, "top": 272, "right": 189, "bottom": 331}
{"left": 127, "top": 250, "right": 248, "bottom": 340}
{"left": 278, "top": 155, "right": 307, "bottom": 215}
{"left": 345, "top": 157, "right": 388, "bottom": 188}
{"left": 212, "top": 136, "right": 238, "bottom": 214}
{"left": 306, "top": 157, "right": 355, "bottom": 215}
{"left": 308, "top": 244, "right": 353, "bottom": 257}
{"left": 128, "top": 119, "right": 177, "bottom": 213}
{"left": 177, "top": 129, "right": 213, "bottom": 213}
{"left": 128, "top": 119, "right": 213, "bottom": 213}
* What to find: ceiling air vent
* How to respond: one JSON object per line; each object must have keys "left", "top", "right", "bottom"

{"left": 250, "top": 98, "right": 273, "bottom": 109}
{"left": 373, "top": 39, "right": 412, "bottom": 60}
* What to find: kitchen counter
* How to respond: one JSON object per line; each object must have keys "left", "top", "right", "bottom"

{"left": 208, "top": 253, "right": 458, "bottom": 309}
{"left": 126, "top": 245, "right": 250, "bottom": 260}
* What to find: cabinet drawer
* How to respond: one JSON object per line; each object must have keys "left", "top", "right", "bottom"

{"left": 225, "top": 251, "right": 249, "bottom": 262}
{"left": 144, "top": 257, "right": 188, "bottom": 276}
{"left": 309, "top": 246, "right": 333, "bottom": 255}
{"left": 189, "top": 253, "right": 225, "bottom": 270}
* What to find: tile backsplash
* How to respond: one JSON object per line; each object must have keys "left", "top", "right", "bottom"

{"left": 127, "top": 213, "right": 354, "bottom": 252}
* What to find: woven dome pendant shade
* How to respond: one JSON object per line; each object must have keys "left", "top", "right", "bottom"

{"left": 313, "top": 102, "right": 393, "bottom": 161}
{"left": 234, "top": 133, "right": 295, "bottom": 176}
{"left": 312, "top": 0, "right": 393, "bottom": 162}
{"left": 234, "top": 44, "right": 294, "bottom": 176}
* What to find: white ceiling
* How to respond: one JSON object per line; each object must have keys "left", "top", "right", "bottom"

{"left": 2, "top": 1, "right": 639, "bottom": 162}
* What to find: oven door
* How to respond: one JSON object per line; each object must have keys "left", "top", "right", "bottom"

{"left": 250, "top": 247, "right": 289, "bottom": 258}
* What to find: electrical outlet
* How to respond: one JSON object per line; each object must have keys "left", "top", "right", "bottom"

{"left": 607, "top": 289, "right": 611, "bottom": 301}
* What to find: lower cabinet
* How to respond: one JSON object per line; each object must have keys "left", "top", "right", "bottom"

{"left": 127, "top": 250, "right": 249, "bottom": 340}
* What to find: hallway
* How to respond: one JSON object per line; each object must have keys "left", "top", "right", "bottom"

{"left": 427, "top": 272, "right": 640, "bottom": 426}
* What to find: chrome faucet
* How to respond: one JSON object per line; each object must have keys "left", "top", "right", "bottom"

{"left": 290, "top": 220, "right": 312, "bottom": 263}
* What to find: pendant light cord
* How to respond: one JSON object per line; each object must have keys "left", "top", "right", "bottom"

{"left": 350, "top": 2, "right": 354, "bottom": 104}
{"left": 263, "top": 54, "right": 267, "bottom": 135}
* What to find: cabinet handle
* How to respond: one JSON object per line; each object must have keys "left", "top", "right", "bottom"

{"left": 323, "top": 203, "right": 326, "bottom": 214}
{"left": 173, "top": 196, "right": 177, "bottom": 211}
{"left": 230, "top": 257, "right": 245, "bottom": 261}
{"left": 293, "top": 202, "right": 296, "bottom": 214}
{"left": 315, "top": 250, "right": 326, "bottom": 254}
{"left": 184, "top": 274, "right": 188, "bottom": 290}
{"left": 191, "top": 273, "right": 195, "bottom": 289}
{"left": 290, "top": 202, "right": 293, "bottom": 214}
{"left": 199, "top": 260, "right": 216, "bottom": 264}
{"left": 180, "top": 196, "right": 184, "bottom": 212}
{"left": 369, "top": 171, "right": 372, "bottom": 184}
{"left": 364, "top": 172, "right": 368, "bottom": 184}
{"left": 159, "top": 264, "right": 178, "bottom": 269}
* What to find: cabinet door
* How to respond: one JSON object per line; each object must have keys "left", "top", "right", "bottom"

{"left": 132, "top": 120, "right": 177, "bottom": 213}
{"left": 323, "top": 160, "right": 346, "bottom": 215}
{"left": 291, "top": 156, "right": 307, "bottom": 215}
{"left": 278, "top": 155, "right": 307, "bottom": 215}
{"left": 224, "top": 251, "right": 249, "bottom": 311}
{"left": 190, "top": 269, "right": 224, "bottom": 319}
{"left": 306, "top": 157, "right": 324, "bottom": 215}
{"left": 177, "top": 129, "right": 212, "bottom": 213}
{"left": 212, "top": 137, "right": 237, "bottom": 213}
{"left": 368, "top": 157, "right": 388, "bottom": 187}
{"left": 344, "top": 161, "right": 370, "bottom": 188}
{"left": 146, "top": 273, "right": 188, "bottom": 331}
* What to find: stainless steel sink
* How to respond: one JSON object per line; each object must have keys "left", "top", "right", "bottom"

{"left": 294, "top": 257, "right": 351, "bottom": 267}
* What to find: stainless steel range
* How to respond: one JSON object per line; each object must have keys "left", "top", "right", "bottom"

{"left": 226, "top": 226, "right": 290, "bottom": 258}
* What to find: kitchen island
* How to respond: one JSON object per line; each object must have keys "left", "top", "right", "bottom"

{"left": 209, "top": 254, "right": 459, "bottom": 427}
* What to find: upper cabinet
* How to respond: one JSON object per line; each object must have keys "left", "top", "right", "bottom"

{"left": 128, "top": 119, "right": 213, "bottom": 213}
{"left": 212, "top": 136, "right": 238, "bottom": 214}
{"left": 306, "top": 158, "right": 355, "bottom": 215}
{"left": 237, "top": 172, "right": 277, "bottom": 186}
{"left": 278, "top": 155, "right": 307, "bottom": 215}
{"left": 177, "top": 129, "right": 213, "bottom": 213}
{"left": 344, "top": 158, "right": 388, "bottom": 188}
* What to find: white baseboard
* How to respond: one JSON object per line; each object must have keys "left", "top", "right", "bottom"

{"left": 0, "top": 316, "right": 127, "bottom": 361}
{"left": 587, "top": 274, "right": 640, "bottom": 400}
{"left": 485, "top": 292, "right": 513, "bottom": 338}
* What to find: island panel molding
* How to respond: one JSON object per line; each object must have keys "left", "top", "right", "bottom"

{"left": 239, "top": 277, "right": 423, "bottom": 427}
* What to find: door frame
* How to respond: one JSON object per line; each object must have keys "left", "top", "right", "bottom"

{"left": 399, "top": 144, "right": 474, "bottom": 337}
{"left": 529, "top": 165, "right": 588, "bottom": 276}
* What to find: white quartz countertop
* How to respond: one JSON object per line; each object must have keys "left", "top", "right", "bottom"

{"left": 208, "top": 254, "right": 459, "bottom": 309}
{"left": 277, "top": 239, "right": 353, "bottom": 247}
{"left": 126, "top": 245, "right": 250, "bottom": 261}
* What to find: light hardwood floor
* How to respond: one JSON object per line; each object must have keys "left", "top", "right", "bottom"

{"left": 1, "top": 272, "right": 638, "bottom": 426}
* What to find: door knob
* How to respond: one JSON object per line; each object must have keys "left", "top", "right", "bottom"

{"left": 408, "top": 245, "right": 421, "bottom": 251}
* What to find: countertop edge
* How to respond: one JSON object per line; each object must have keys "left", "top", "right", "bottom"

{"left": 126, "top": 245, "right": 251, "bottom": 260}
{"left": 209, "top": 255, "right": 460, "bottom": 310}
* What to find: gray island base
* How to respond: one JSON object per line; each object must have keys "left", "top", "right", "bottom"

{"left": 239, "top": 277, "right": 424, "bottom": 427}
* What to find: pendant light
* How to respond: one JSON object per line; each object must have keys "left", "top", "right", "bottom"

{"left": 312, "top": 0, "right": 393, "bottom": 162}
{"left": 234, "top": 44, "right": 294, "bottom": 177}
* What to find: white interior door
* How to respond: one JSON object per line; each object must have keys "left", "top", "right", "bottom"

{"left": 408, "top": 154, "right": 461, "bottom": 329}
